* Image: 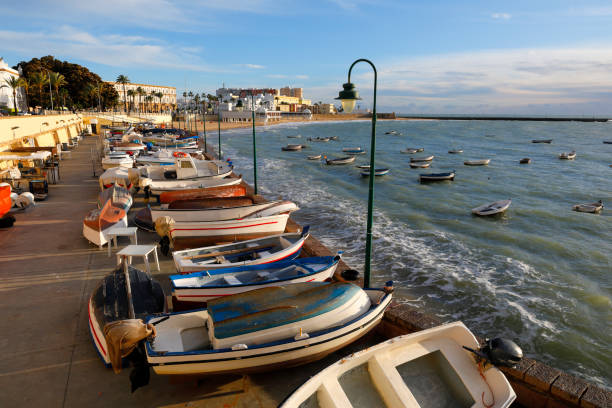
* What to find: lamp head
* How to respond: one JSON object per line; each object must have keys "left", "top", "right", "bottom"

{"left": 335, "top": 82, "right": 361, "bottom": 113}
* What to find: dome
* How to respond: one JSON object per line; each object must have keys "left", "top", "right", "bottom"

{"left": 302, "top": 109, "right": 311, "bottom": 114}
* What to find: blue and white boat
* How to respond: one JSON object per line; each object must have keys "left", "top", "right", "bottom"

{"left": 171, "top": 254, "right": 342, "bottom": 302}
{"left": 360, "top": 168, "right": 390, "bottom": 177}
{"left": 143, "top": 281, "right": 393, "bottom": 376}
{"left": 342, "top": 147, "right": 366, "bottom": 155}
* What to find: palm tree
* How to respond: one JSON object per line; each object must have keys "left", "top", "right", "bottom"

{"left": 20, "top": 78, "right": 30, "bottom": 112}
{"left": 1, "top": 76, "right": 23, "bottom": 114}
{"left": 136, "top": 87, "right": 144, "bottom": 114}
{"left": 116, "top": 75, "right": 130, "bottom": 112}
{"left": 49, "top": 72, "right": 67, "bottom": 111}
{"left": 84, "top": 83, "right": 98, "bottom": 110}
{"left": 155, "top": 91, "right": 163, "bottom": 112}
{"left": 30, "top": 72, "right": 46, "bottom": 110}
{"left": 188, "top": 91, "right": 194, "bottom": 109}
{"left": 127, "top": 89, "right": 136, "bottom": 113}
{"left": 145, "top": 95, "right": 153, "bottom": 113}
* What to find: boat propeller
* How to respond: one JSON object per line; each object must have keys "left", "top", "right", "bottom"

{"left": 463, "top": 337, "right": 523, "bottom": 368}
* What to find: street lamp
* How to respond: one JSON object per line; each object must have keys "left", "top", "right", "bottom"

{"left": 250, "top": 92, "right": 258, "bottom": 195}
{"left": 335, "top": 58, "right": 377, "bottom": 288}
{"left": 202, "top": 103, "right": 208, "bottom": 154}
{"left": 217, "top": 100, "right": 222, "bottom": 159}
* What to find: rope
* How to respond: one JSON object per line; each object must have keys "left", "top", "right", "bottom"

{"left": 478, "top": 361, "right": 495, "bottom": 408}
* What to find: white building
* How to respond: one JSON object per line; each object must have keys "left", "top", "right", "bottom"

{"left": 106, "top": 81, "right": 177, "bottom": 112}
{"left": 0, "top": 57, "right": 26, "bottom": 113}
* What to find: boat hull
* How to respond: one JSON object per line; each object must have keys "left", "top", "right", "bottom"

{"left": 147, "top": 177, "right": 242, "bottom": 195}
{"left": 159, "top": 185, "right": 247, "bottom": 204}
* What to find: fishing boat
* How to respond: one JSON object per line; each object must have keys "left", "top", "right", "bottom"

{"left": 144, "top": 176, "right": 243, "bottom": 196}
{"left": 280, "top": 321, "right": 521, "bottom": 408}
{"left": 401, "top": 147, "right": 424, "bottom": 154}
{"left": 287, "top": 135, "right": 301, "bottom": 139}
{"left": 102, "top": 153, "right": 134, "bottom": 170}
{"left": 464, "top": 159, "right": 491, "bottom": 166}
{"left": 88, "top": 263, "right": 166, "bottom": 366}
{"left": 83, "top": 200, "right": 128, "bottom": 248}
{"left": 520, "top": 158, "right": 531, "bottom": 164}
{"left": 360, "top": 168, "right": 390, "bottom": 177}
{"left": 329, "top": 136, "right": 339, "bottom": 141}
{"left": 159, "top": 185, "right": 247, "bottom": 204}
{"left": 410, "top": 155, "right": 434, "bottom": 162}
{"left": 572, "top": 200, "right": 603, "bottom": 213}
{"left": 342, "top": 148, "right": 366, "bottom": 155}
{"left": 326, "top": 156, "right": 356, "bottom": 165}
{"left": 150, "top": 200, "right": 296, "bottom": 223}
{"left": 0, "top": 183, "right": 11, "bottom": 219}
{"left": 98, "top": 167, "right": 139, "bottom": 191}
{"left": 420, "top": 171, "right": 455, "bottom": 182}
{"left": 135, "top": 150, "right": 181, "bottom": 166}
{"left": 472, "top": 199, "right": 511, "bottom": 216}
{"left": 307, "top": 154, "right": 322, "bottom": 160}
{"left": 282, "top": 144, "right": 304, "bottom": 151}
{"left": 448, "top": 149, "right": 463, "bottom": 154}
{"left": 171, "top": 254, "right": 341, "bottom": 302}
{"left": 97, "top": 185, "right": 133, "bottom": 212}
{"left": 409, "top": 162, "right": 431, "bottom": 169}
{"left": 137, "top": 156, "right": 233, "bottom": 181}
{"left": 155, "top": 203, "right": 299, "bottom": 250}
{"left": 355, "top": 164, "right": 370, "bottom": 169}
{"left": 385, "top": 130, "right": 399, "bottom": 135}
{"left": 559, "top": 151, "right": 576, "bottom": 160}
{"left": 308, "top": 137, "right": 331, "bottom": 142}
{"left": 173, "top": 227, "right": 310, "bottom": 273}
{"left": 603, "top": 141, "right": 612, "bottom": 144}
{"left": 532, "top": 139, "right": 552, "bottom": 143}
{"left": 139, "top": 281, "right": 393, "bottom": 378}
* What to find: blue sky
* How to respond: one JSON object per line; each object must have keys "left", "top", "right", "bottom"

{"left": 2, "top": 0, "right": 612, "bottom": 114}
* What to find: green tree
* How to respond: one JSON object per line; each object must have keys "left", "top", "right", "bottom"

{"left": 154, "top": 91, "right": 163, "bottom": 112}
{"left": 48, "top": 72, "right": 67, "bottom": 110}
{"left": 29, "top": 72, "right": 46, "bottom": 109}
{"left": 1, "top": 76, "right": 23, "bottom": 114}
{"left": 145, "top": 94, "right": 153, "bottom": 113}
{"left": 116, "top": 74, "right": 129, "bottom": 112}
{"left": 136, "top": 86, "right": 144, "bottom": 113}
{"left": 127, "top": 89, "right": 136, "bottom": 113}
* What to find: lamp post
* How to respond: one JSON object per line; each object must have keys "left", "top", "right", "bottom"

{"left": 202, "top": 103, "right": 208, "bottom": 154}
{"left": 251, "top": 92, "right": 258, "bottom": 195}
{"left": 335, "top": 58, "right": 377, "bottom": 288}
{"left": 217, "top": 100, "right": 222, "bottom": 159}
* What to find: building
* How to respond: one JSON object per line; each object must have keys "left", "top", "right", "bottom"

{"left": 106, "top": 81, "right": 176, "bottom": 112}
{"left": 279, "top": 87, "right": 303, "bottom": 98}
{"left": 0, "top": 57, "right": 26, "bottom": 113}
{"left": 310, "top": 103, "right": 337, "bottom": 114}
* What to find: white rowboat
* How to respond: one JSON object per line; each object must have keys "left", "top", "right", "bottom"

{"left": 572, "top": 200, "right": 603, "bottom": 213}
{"left": 472, "top": 199, "right": 511, "bottom": 216}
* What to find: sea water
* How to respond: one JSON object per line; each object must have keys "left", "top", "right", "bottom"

{"left": 212, "top": 119, "right": 611, "bottom": 388}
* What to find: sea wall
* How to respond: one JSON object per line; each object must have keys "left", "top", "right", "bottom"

{"left": 0, "top": 114, "right": 84, "bottom": 151}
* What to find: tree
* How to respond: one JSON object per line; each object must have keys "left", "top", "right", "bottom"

{"left": 20, "top": 78, "right": 30, "bottom": 112}
{"left": 145, "top": 94, "right": 153, "bottom": 113}
{"left": 116, "top": 74, "right": 129, "bottom": 112}
{"left": 155, "top": 91, "right": 163, "bottom": 112}
{"left": 29, "top": 72, "right": 46, "bottom": 109}
{"left": 1, "top": 76, "right": 22, "bottom": 114}
{"left": 48, "top": 72, "right": 67, "bottom": 110}
{"left": 127, "top": 89, "right": 135, "bottom": 113}
{"left": 136, "top": 86, "right": 144, "bottom": 113}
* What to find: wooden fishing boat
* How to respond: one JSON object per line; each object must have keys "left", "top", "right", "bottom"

{"left": 308, "top": 137, "right": 331, "bottom": 142}
{"left": 150, "top": 200, "right": 297, "bottom": 223}
{"left": 97, "top": 185, "right": 133, "bottom": 212}
{"left": 287, "top": 135, "right": 301, "bottom": 139}
{"left": 98, "top": 167, "right": 139, "bottom": 191}
{"left": 409, "top": 162, "right": 431, "bottom": 169}
{"left": 572, "top": 200, "right": 603, "bottom": 213}
{"left": 102, "top": 154, "right": 134, "bottom": 170}
{"left": 420, "top": 171, "right": 455, "bottom": 182}
{"left": 361, "top": 168, "right": 390, "bottom": 177}
{"left": 171, "top": 254, "right": 341, "bottom": 302}
{"left": 159, "top": 185, "right": 247, "bottom": 204}
{"left": 88, "top": 264, "right": 165, "bottom": 366}
{"left": 464, "top": 159, "right": 491, "bottom": 166}
{"left": 343, "top": 148, "right": 366, "bottom": 155}
{"left": 112, "top": 141, "right": 146, "bottom": 153}
{"left": 144, "top": 176, "right": 243, "bottom": 196}
{"left": 472, "top": 199, "right": 511, "bottom": 216}
{"left": 173, "top": 227, "right": 310, "bottom": 273}
{"left": 532, "top": 139, "right": 552, "bottom": 143}
{"left": 355, "top": 164, "right": 370, "bottom": 169}
{"left": 0, "top": 183, "right": 11, "bottom": 218}
{"left": 520, "top": 158, "right": 531, "bottom": 164}
{"left": 155, "top": 204, "right": 299, "bottom": 250}
{"left": 326, "top": 156, "right": 356, "bottom": 165}
{"left": 401, "top": 147, "right": 424, "bottom": 154}
{"left": 141, "top": 281, "right": 393, "bottom": 377}
{"left": 385, "top": 130, "right": 399, "bottom": 135}
{"left": 282, "top": 144, "right": 303, "bottom": 151}
{"left": 83, "top": 200, "right": 128, "bottom": 248}
{"left": 137, "top": 156, "right": 233, "bottom": 181}
{"left": 307, "top": 154, "right": 322, "bottom": 160}
{"left": 280, "top": 321, "right": 520, "bottom": 408}
{"left": 410, "top": 155, "right": 434, "bottom": 162}
{"left": 448, "top": 149, "right": 463, "bottom": 154}
{"left": 559, "top": 151, "right": 576, "bottom": 160}
{"left": 603, "top": 140, "right": 612, "bottom": 144}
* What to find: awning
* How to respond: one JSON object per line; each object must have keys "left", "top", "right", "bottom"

{"left": 0, "top": 151, "right": 52, "bottom": 161}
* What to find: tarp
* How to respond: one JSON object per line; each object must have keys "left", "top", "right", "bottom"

{"left": 103, "top": 319, "right": 155, "bottom": 373}
{"left": 0, "top": 151, "right": 52, "bottom": 161}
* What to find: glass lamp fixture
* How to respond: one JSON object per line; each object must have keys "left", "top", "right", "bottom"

{"left": 335, "top": 82, "right": 361, "bottom": 113}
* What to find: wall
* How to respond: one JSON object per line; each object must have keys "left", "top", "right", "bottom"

{"left": 0, "top": 114, "right": 83, "bottom": 151}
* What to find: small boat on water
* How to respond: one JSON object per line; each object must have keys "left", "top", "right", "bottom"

{"left": 520, "top": 158, "right": 531, "bottom": 164}
{"left": 173, "top": 227, "right": 309, "bottom": 273}
{"left": 342, "top": 148, "right": 366, "bottom": 155}
{"left": 448, "top": 149, "right": 463, "bottom": 154}
{"left": 464, "top": 159, "right": 491, "bottom": 166}
{"left": 410, "top": 155, "right": 434, "bottom": 163}
{"left": 401, "top": 148, "right": 424, "bottom": 154}
{"left": 385, "top": 130, "right": 400, "bottom": 135}
{"left": 138, "top": 281, "right": 393, "bottom": 379}
{"left": 329, "top": 136, "right": 339, "bottom": 141}
{"left": 360, "top": 168, "right": 390, "bottom": 177}
{"left": 420, "top": 171, "right": 455, "bottom": 182}
{"left": 307, "top": 154, "right": 322, "bottom": 160}
{"left": 603, "top": 140, "right": 612, "bottom": 144}
{"left": 280, "top": 321, "right": 521, "bottom": 408}
{"left": 532, "top": 139, "right": 552, "bottom": 144}
{"left": 282, "top": 144, "right": 304, "bottom": 151}
{"left": 83, "top": 199, "right": 127, "bottom": 248}
{"left": 326, "top": 156, "right": 356, "bottom": 165}
{"left": 472, "top": 199, "right": 511, "bottom": 216}
{"left": 572, "top": 200, "right": 603, "bottom": 213}
{"left": 559, "top": 151, "right": 576, "bottom": 160}
{"left": 308, "top": 137, "right": 330, "bottom": 142}
{"left": 409, "top": 162, "right": 431, "bottom": 169}
{"left": 171, "top": 254, "right": 341, "bottom": 302}
{"left": 287, "top": 135, "right": 301, "bottom": 139}
{"left": 159, "top": 185, "right": 246, "bottom": 204}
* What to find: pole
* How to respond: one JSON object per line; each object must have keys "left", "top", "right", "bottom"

{"left": 251, "top": 93, "right": 258, "bottom": 195}
{"left": 202, "top": 105, "right": 207, "bottom": 154}
{"left": 97, "top": 83, "right": 101, "bottom": 112}
{"left": 217, "top": 101, "right": 222, "bottom": 159}
{"left": 347, "top": 58, "right": 377, "bottom": 289}
{"left": 48, "top": 71, "right": 53, "bottom": 111}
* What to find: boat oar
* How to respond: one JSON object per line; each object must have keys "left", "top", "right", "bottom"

{"left": 183, "top": 243, "right": 273, "bottom": 260}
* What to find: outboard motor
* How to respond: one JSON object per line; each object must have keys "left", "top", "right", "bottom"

{"left": 464, "top": 337, "right": 523, "bottom": 368}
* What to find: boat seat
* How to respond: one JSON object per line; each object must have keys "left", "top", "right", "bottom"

{"left": 223, "top": 275, "right": 242, "bottom": 285}
{"left": 257, "top": 251, "right": 272, "bottom": 258}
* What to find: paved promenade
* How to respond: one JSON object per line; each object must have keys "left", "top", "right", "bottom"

{"left": 0, "top": 135, "right": 379, "bottom": 407}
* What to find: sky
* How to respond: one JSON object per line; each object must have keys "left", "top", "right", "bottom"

{"left": 2, "top": 0, "right": 612, "bottom": 115}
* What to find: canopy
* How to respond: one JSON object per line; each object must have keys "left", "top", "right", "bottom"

{"left": 0, "top": 151, "right": 52, "bottom": 161}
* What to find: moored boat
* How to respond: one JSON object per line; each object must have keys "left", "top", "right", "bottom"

{"left": 326, "top": 156, "right": 356, "bottom": 165}
{"left": 360, "top": 168, "right": 390, "bottom": 177}
{"left": 532, "top": 139, "right": 552, "bottom": 143}
{"left": 420, "top": 171, "right": 455, "bottom": 182}
{"left": 97, "top": 185, "right": 133, "bottom": 212}
{"left": 472, "top": 199, "right": 511, "bottom": 216}
{"left": 410, "top": 155, "right": 434, "bottom": 162}
{"left": 280, "top": 321, "right": 521, "bottom": 408}
{"left": 143, "top": 176, "right": 243, "bottom": 195}
{"left": 308, "top": 137, "right": 331, "bottom": 142}
{"left": 171, "top": 254, "right": 341, "bottom": 302}
{"left": 448, "top": 149, "right": 463, "bottom": 154}
{"left": 307, "top": 154, "right": 322, "bottom": 160}
{"left": 83, "top": 200, "right": 128, "bottom": 248}
{"left": 102, "top": 153, "right": 134, "bottom": 170}
{"left": 409, "top": 162, "right": 431, "bottom": 169}
{"left": 282, "top": 144, "right": 304, "bottom": 151}
{"left": 159, "top": 185, "right": 247, "bottom": 204}
{"left": 150, "top": 200, "right": 296, "bottom": 223}
{"left": 520, "top": 158, "right": 531, "bottom": 164}
{"left": 559, "top": 151, "right": 576, "bottom": 160}
{"left": 464, "top": 159, "right": 491, "bottom": 166}
{"left": 572, "top": 200, "right": 603, "bottom": 213}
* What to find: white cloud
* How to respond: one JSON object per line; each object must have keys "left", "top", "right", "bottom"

{"left": 244, "top": 64, "right": 265, "bottom": 69}
{"left": 491, "top": 12, "right": 511, "bottom": 20}
{"left": 296, "top": 75, "right": 309, "bottom": 79}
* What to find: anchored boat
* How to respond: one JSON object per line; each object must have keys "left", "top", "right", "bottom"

{"left": 572, "top": 200, "right": 603, "bottom": 213}
{"left": 559, "top": 151, "right": 576, "bottom": 160}
{"left": 472, "top": 199, "right": 511, "bottom": 216}
{"left": 410, "top": 155, "right": 434, "bottom": 162}
{"left": 326, "top": 156, "right": 356, "bottom": 165}
{"left": 360, "top": 168, "right": 390, "bottom": 177}
{"left": 420, "top": 171, "right": 455, "bottom": 182}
